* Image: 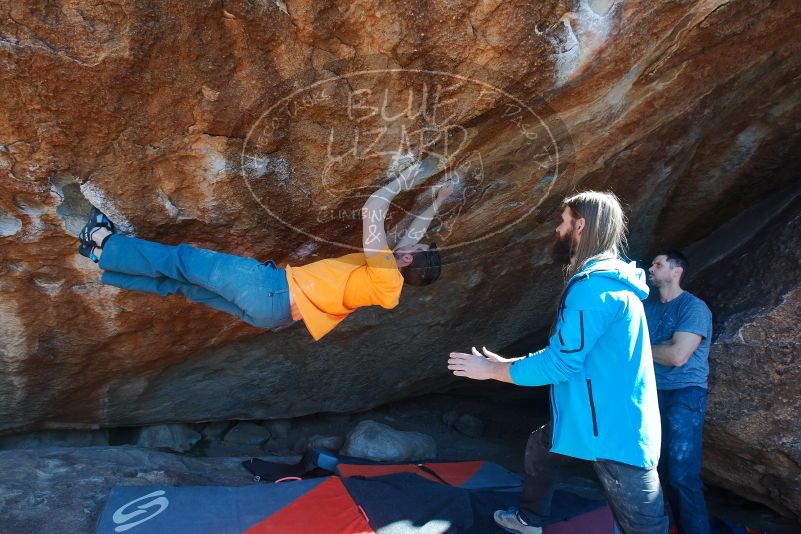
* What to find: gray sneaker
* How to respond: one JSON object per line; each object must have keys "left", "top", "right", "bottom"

{"left": 493, "top": 507, "right": 543, "bottom": 534}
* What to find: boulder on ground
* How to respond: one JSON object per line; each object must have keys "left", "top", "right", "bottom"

{"left": 201, "top": 421, "right": 232, "bottom": 441}
{"left": 265, "top": 420, "right": 292, "bottom": 439}
{"left": 342, "top": 420, "right": 436, "bottom": 462}
{"left": 223, "top": 422, "right": 270, "bottom": 446}
{"left": 135, "top": 424, "right": 201, "bottom": 452}
{"left": 307, "top": 434, "right": 345, "bottom": 452}
{"left": 442, "top": 411, "right": 459, "bottom": 428}
{"left": 455, "top": 415, "right": 484, "bottom": 438}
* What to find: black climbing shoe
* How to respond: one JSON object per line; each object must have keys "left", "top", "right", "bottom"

{"left": 77, "top": 242, "right": 100, "bottom": 263}
{"left": 78, "top": 207, "right": 115, "bottom": 248}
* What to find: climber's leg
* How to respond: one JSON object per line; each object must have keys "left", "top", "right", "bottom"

{"left": 100, "top": 271, "right": 266, "bottom": 324}
{"left": 99, "top": 235, "right": 292, "bottom": 329}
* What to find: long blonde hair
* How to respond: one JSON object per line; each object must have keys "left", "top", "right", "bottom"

{"left": 563, "top": 191, "right": 628, "bottom": 278}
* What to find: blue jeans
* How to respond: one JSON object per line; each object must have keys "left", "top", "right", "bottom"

{"left": 98, "top": 234, "right": 292, "bottom": 329}
{"left": 519, "top": 423, "right": 669, "bottom": 534}
{"left": 657, "top": 386, "right": 710, "bottom": 534}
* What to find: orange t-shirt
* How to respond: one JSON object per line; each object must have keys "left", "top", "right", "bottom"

{"left": 285, "top": 249, "right": 404, "bottom": 340}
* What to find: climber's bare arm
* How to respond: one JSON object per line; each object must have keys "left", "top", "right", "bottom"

{"left": 361, "top": 162, "right": 421, "bottom": 257}
{"left": 395, "top": 179, "right": 455, "bottom": 249}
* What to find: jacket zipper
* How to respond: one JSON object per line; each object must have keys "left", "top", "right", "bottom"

{"left": 549, "top": 385, "right": 559, "bottom": 448}
{"left": 586, "top": 378, "right": 599, "bottom": 437}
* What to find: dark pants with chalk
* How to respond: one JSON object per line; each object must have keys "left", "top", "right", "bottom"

{"left": 657, "top": 386, "right": 710, "bottom": 534}
{"left": 519, "top": 423, "right": 669, "bottom": 534}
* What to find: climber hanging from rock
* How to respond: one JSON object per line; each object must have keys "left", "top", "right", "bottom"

{"left": 77, "top": 154, "right": 454, "bottom": 340}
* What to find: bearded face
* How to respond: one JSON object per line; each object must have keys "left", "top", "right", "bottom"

{"left": 648, "top": 255, "right": 675, "bottom": 288}
{"left": 550, "top": 223, "right": 576, "bottom": 265}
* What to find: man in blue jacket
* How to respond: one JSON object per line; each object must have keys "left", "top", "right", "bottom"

{"left": 448, "top": 191, "right": 668, "bottom": 534}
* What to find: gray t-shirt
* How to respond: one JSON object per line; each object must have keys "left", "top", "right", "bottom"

{"left": 644, "top": 291, "right": 712, "bottom": 390}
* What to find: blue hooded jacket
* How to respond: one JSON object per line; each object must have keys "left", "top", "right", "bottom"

{"left": 509, "top": 257, "right": 661, "bottom": 468}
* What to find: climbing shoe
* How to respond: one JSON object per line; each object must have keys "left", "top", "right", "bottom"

{"left": 78, "top": 207, "right": 115, "bottom": 248}
{"left": 77, "top": 242, "right": 99, "bottom": 263}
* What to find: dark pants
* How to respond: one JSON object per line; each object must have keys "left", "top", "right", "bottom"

{"left": 519, "top": 424, "right": 669, "bottom": 534}
{"left": 98, "top": 234, "right": 293, "bottom": 329}
{"left": 657, "top": 387, "right": 710, "bottom": 534}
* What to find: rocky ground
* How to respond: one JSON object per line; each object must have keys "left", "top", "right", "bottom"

{"left": 1, "top": 382, "right": 798, "bottom": 533}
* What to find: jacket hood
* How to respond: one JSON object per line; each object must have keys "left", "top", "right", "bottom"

{"left": 573, "top": 257, "right": 650, "bottom": 300}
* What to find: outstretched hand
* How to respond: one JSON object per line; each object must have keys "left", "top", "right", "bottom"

{"left": 448, "top": 346, "right": 516, "bottom": 382}
{"left": 448, "top": 348, "right": 504, "bottom": 381}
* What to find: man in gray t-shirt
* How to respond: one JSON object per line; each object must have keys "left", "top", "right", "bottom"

{"left": 645, "top": 250, "right": 712, "bottom": 534}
